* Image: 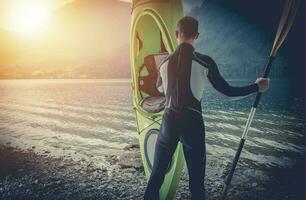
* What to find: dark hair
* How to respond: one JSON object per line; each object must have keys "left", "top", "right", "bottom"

{"left": 176, "top": 16, "right": 199, "bottom": 38}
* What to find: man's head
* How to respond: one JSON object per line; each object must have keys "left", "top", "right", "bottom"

{"left": 176, "top": 16, "right": 199, "bottom": 45}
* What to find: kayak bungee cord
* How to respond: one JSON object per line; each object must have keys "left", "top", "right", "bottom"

{"left": 220, "top": 0, "right": 300, "bottom": 199}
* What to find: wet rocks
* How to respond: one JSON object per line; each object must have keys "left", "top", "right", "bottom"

{"left": 0, "top": 144, "right": 305, "bottom": 200}
{"left": 109, "top": 143, "right": 143, "bottom": 170}
{"left": 117, "top": 151, "right": 143, "bottom": 170}
{"left": 221, "top": 161, "right": 232, "bottom": 178}
{"left": 123, "top": 143, "right": 140, "bottom": 151}
{"left": 251, "top": 182, "right": 258, "bottom": 187}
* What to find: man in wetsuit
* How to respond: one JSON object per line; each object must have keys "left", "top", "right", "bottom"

{"left": 144, "top": 16, "right": 269, "bottom": 200}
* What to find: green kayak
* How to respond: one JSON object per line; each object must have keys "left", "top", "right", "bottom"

{"left": 130, "top": 0, "right": 185, "bottom": 199}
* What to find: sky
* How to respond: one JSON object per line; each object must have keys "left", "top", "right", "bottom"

{"left": 0, "top": 0, "right": 131, "bottom": 31}
{"left": 0, "top": 0, "right": 74, "bottom": 31}
{"left": 0, "top": 0, "right": 201, "bottom": 32}
{"left": 0, "top": 0, "right": 132, "bottom": 79}
{"left": 0, "top": 0, "right": 206, "bottom": 36}
{"left": 118, "top": 0, "right": 204, "bottom": 12}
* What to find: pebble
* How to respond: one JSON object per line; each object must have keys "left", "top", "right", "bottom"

{"left": 79, "top": 183, "right": 86, "bottom": 187}
{"left": 18, "top": 168, "right": 24, "bottom": 172}
{"left": 107, "top": 185, "right": 114, "bottom": 190}
{"left": 100, "top": 168, "right": 108, "bottom": 173}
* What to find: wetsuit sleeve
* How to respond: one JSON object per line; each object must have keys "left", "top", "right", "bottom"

{"left": 206, "top": 57, "right": 259, "bottom": 98}
{"left": 156, "top": 69, "right": 164, "bottom": 93}
{"left": 156, "top": 56, "right": 170, "bottom": 93}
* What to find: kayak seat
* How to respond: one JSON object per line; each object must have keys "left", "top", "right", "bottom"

{"left": 138, "top": 53, "right": 168, "bottom": 113}
{"left": 140, "top": 96, "right": 166, "bottom": 113}
{"left": 139, "top": 53, "right": 168, "bottom": 98}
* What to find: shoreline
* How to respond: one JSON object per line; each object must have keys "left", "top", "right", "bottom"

{"left": 1, "top": 145, "right": 305, "bottom": 200}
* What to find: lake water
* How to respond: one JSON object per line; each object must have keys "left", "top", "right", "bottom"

{"left": 0, "top": 79, "right": 305, "bottom": 173}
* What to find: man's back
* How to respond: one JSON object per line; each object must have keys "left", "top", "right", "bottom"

{"left": 157, "top": 43, "right": 259, "bottom": 115}
{"left": 158, "top": 43, "right": 203, "bottom": 114}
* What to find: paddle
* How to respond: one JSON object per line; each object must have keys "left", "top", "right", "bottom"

{"left": 220, "top": 0, "right": 300, "bottom": 199}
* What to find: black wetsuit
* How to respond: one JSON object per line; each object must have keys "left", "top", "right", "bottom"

{"left": 144, "top": 43, "right": 258, "bottom": 200}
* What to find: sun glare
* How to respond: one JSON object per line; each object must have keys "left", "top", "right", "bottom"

{"left": 7, "top": 1, "right": 52, "bottom": 35}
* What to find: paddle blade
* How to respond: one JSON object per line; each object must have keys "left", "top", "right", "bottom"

{"left": 270, "top": 0, "right": 300, "bottom": 57}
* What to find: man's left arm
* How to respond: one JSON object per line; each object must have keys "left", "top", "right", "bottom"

{"left": 206, "top": 57, "right": 269, "bottom": 99}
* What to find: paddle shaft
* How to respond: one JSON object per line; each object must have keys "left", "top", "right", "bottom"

{"left": 221, "top": 57, "right": 274, "bottom": 200}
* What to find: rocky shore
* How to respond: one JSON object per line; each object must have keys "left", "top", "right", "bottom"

{"left": 0, "top": 144, "right": 305, "bottom": 200}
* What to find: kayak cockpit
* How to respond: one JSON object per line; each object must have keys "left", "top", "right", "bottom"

{"left": 138, "top": 53, "right": 168, "bottom": 113}
{"left": 132, "top": 12, "right": 172, "bottom": 114}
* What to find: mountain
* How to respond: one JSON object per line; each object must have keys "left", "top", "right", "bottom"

{"left": 0, "top": 0, "right": 131, "bottom": 79}
{"left": 1, "top": 0, "right": 291, "bottom": 79}
{"left": 188, "top": 0, "right": 289, "bottom": 78}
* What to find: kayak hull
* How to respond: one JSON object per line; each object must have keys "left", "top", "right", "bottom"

{"left": 130, "top": 0, "right": 185, "bottom": 199}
